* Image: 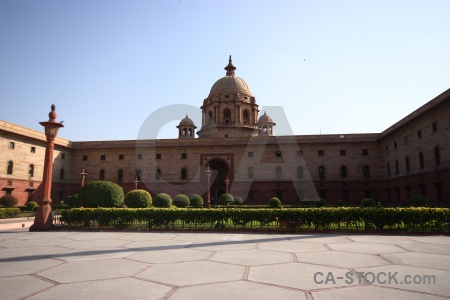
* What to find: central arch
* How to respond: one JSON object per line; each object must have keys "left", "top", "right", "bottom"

{"left": 207, "top": 159, "right": 229, "bottom": 204}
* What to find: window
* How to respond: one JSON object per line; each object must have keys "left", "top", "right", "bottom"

{"left": 248, "top": 151, "right": 253, "bottom": 158}
{"left": 223, "top": 108, "right": 231, "bottom": 124}
{"left": 276, "top": 167, "right": 282, "bottom": 179}
{"left": 403, "top": 137, "right": 408, "bottom": 145}
{"left": 342, "top": 190, "right": 349, "bottom": 201}
{"left": 181, "top": 168, "right": 187, "bottom": 180}
{"left": 419, "top": 152, "right": 424, "bottom": 169}
{"left": 275, "top": 151, "right": 282, "bottom": 157}
{"left": 156, "top": 168, "right": 161, "bottom": 180}
{"left": 29, "top": 164, "right": 34, "bottom": 177}
{"left": 7, "top": 180, "right": 12, "bottom": 186}
{"left": 62, "top": 153, "right": 66, "bottom": 160}
{"left": 118, "top": 169, "right": 123, "bottom": 183}
{"left": 340, "top": 149, "right": 346, "bottom": 156}
{"left": 119, "top": 154, "right": 124, "bottom": 160}
{"left": 394, "top": 142, "right": 397, "bottom": 149}
{"left": 419, "top": 184, "right": 426, "bottom": 196}
{"left": 248, "top": 167, "right": 254, "bottom": 179}
{"left": 83, "top": 155, "right": 88, "bottom": 161}
{"left": 417, "top": 130, "right": 422, "bottom": 138}
{"left": 7, "top": 161, "right": 13, "bottom": 175}
{"left": 224, "top": 95, "right": 229, "bottom": 98}
{"left": 101, "top": 155, "right": 106, "bottom": 160}
{"left": 31, "top": 147, "right": 36, "bottom": 153}
{"left": 100, "top": 169, "right": 105, "bottom": 180}
{"left": 387, "top": 163, "right": 391, "bottom": 176}
{"left": 297, "top": 166, "right": 303, "bottom": 179}
{"left": 318, "top": 150, "right": 324, "bottom": 156}
{"left": 436, "top": 183, "right": 443, "bottom": 201}
{"left": 136, "top": 169, "right": 142, "bottom": 181}
{"left": 435, "top": 146, "right": 440, "bottom": 166}
{"left": 297, "top": 150, "right": 302, "bottom": 156}
{"left": 137, "top": 154, "right": 143, "bottom": 160}
{"left": 395, "top": 160, "right": 399, "bottom": 174}
{"left": 156, "top": 154, "right": 161, "bottom": 159}
{"left": 319, "top": 166, "right": 325, "bottom": 179}
{"left": 432, "top": 122, "right": 437, "bottom": 132}
{"left": 9, "top": 142, "right": 15, "bottom": 149}
{"left": 405, "top": 156, "right": 410, "bottom": 173}
{"left": 362, "top": 149, "right": 368, "bottom": 155}
{"left": 60, "top": 168, "right": 65, "bottom": 180}
{"left": 243, "top": 110, "right": 249, "bottom": 124}
{"left": 181, "top": 153, "right": 187, "bottom": 159}
{"left": 363, "top": 165, "right": 370, "bottom": 178}
{"left": 341, "top": 166, "right": 347, "bottom": 179}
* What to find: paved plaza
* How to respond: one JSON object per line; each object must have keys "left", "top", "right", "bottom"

{"left": 0, "top": 218, "right": 449, "bottom": 299}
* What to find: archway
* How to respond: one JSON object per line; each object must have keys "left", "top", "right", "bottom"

{"left": 208, "top": 159, "right": 229, "bottom": 204}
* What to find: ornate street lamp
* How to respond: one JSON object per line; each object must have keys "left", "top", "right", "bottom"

{"left": 30, "top": 104, "right": 64, "bottom": 231}
{"left": 225, "top": 174, "right": 230, "bottom": 194}
{"left": 134, "top": 176, "right": 139, "bottom": 190}
{"left": 205, "top": 165, "right": 212, "bottom": 208}
{"left": 80, "top": 166, "right": 87, "bottom": 187}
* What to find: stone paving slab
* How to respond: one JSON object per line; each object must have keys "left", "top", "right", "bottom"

{"left": 0, "top": 222, "right": 449, "bottom": 300}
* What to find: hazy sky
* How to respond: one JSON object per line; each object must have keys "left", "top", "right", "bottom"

{"left": 1, "top": 0, "right": 449, "bottom": 141}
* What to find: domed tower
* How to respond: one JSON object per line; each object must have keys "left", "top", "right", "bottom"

{"left": 197, "top": 56, "right": 259, "bottom": 138}
{"left": 177, "top": 115, "right": 197, "bottom": 139}
{"left": 257, "top": 112, "right": 276, "bottom": 136}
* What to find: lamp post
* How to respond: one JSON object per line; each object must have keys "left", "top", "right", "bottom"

{"left": 80, "top": 166, "right": 87, "bottom": 187}
{"left": 30, "top": 104, "right": 64, "bottom": 231}
{"left": 134, "top": 176, "right": 139, "bottom": 190}
{"left": 205, "top": 165, "right": 212, "bottom": 208}
{"left": 225, "top": 174, "right": 230, "bottom": 194}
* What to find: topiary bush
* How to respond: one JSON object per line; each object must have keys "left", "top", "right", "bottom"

{"left": 218, "top": 193, "right": 234, "bottom": 205}
{"left": 153, "top": 193, "right": 172, "bottom": 208}
{"left": 315, "top": 198, "right": 326, "bottom": 207}
{"left": 268, "top": 197, "right": 281, "bottom": 208}
{"left": 361, "top": 198, "right": 376, "bottom": 207}
{"left": 64, "top": 194, "right": 79, "bottom": 206}
{"left": 189, "top": 194, "right": 204, "bottom": 208}
{"left": 408, "top": 194, "right": 428, "bottom": 207}
{"left": 26, "top": 201, "right": 39, "bottom": 211}
{"left": 234, "top": 197, "right": 244, "bottom": 205}
{"left": 124, "top": 190, "right": 152, "bottom": 208}
{"left": 78, "top": 181, "right": 124, "bottom": 208}
{"left": 0, "top": 195, "right": 18, "bottom": 207}
{"left": 173, "top": 194, "right": 190, "bottom": 208}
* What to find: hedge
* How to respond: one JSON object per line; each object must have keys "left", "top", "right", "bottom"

{"left": 0, "top": 208, "right": 20, "bottom": 219}
{"left": 59, "top": 207, "right": 450, "bottom": 232}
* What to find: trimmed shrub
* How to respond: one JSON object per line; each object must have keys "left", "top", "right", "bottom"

{"left": 173, "top": 194, "right": 190, "bottom": 208}
{"left": 315, "top": 198, "right": 326, "bottom": 207}
{"left": 0, "top": 208, "right": 20, "bottom": 218}
{"left": 64, "top": 194, "right": 79, "bottom": 206}
{"left": 189, "top": 194, "right": 204, "bottom": 208}
{"left": 78, "top": 181, "right": 124, "bottom": 208}
{"left": 234, "top": 197, "right": 244, "bottom": 205}
{"left": 268, "top": 197, "right": 281, "bottom": 208}
{"left": 153, "top": 193, "right": 172, "bottom": 208}
{"left": 336, "top": 200, "right": 346, "bottom": 206}
{"left": 218, "top": 193, "right": 234, "bottom": 205}
{"left": 0, "top": 195, "right": 18, "bottom": 207}
{"left": 361, "top": 198, "right": 376, "bottom": 207}
{"left": 26, "top": 201, "right": 39, "bottom": 211}
{"left": 408, "top": 194, "right": 428, "bottom": 207}
{"left": 124, "top": 190, "right": 152, "bottom": 208}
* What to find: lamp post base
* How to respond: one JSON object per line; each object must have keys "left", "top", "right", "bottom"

{"left": 29, "top": 204, "right": 54, "bottom": 231}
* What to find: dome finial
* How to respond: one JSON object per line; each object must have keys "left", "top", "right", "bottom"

{"left": 224, "top": 55, "right": 236, "bottom": 76}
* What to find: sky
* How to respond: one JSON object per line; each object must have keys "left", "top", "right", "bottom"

{"left": 1, "top": 0, "right": 449, "bottom": 141}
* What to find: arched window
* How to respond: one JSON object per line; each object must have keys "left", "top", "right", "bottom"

{"left": 243, "top": 110, "right": 249, "bottom": 124}
{"left": 182, "top": 128, "right": 186, "bottom": 136}
{"left": 7, "top": 161, "right": 13, "bottom": 175}
{"left": 188, "top": 128, "right": 192, "bottom": 137}
{"left": 363, "top": 165, "right": 370, "bottom": 178}
{"left": 118, "top": 169, "right": 123, "bottom": 183}
{"left": 60, "top": 168, "right": 65, "bottom": 180}
{"left": 156, "top": 168, "right": 161, "bottom": 180}
{"left": 248, "top": 167, "right": 254, "bottom": 179}
{"left": 341, "top": 166, "right": 347, "bottom": 178}
{"left": 269, "top": 126, "right": 273, "bottom": 134}
{"left": 263, "top": 126, "right": 268, "bottom": 134}
{"left": 100, "top": 169, "right": 105, "bottom": 180}
{"left": 136, "top": 169, "right": 142, "bottom": 181}
{"left": 276, "top": 167, "right": 282, "bottom": 179}
{"left": 297, "top": 166, "right": 303, "bottom": 179}
{"left": 223, "top": 108, "right": 231, "bottom": 124}
{"left": 419, "top": 152, "right": 424, "bottom": 169}
{"left": 29, "top": 164, "right": 34, "bottom": 177}
{"left": 208, "top": 111, "right": 213, "bottom": 125}
{"left": 181, "top": 168, "right": 187, "bottom": 180}
{"left": 319, "top": 166, "right": 325, "bottom": 179}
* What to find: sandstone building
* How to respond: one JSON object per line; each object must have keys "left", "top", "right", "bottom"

{"left": 1, "top": 57, "right": 449, "bottom": 206}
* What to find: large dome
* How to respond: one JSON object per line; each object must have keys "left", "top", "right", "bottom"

{"left": 209, "top": 76, "right": 251, "bottom": 97}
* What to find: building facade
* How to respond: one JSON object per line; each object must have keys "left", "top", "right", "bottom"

{"left": 1, "top": 57, "right": 449, "bottom": 206}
